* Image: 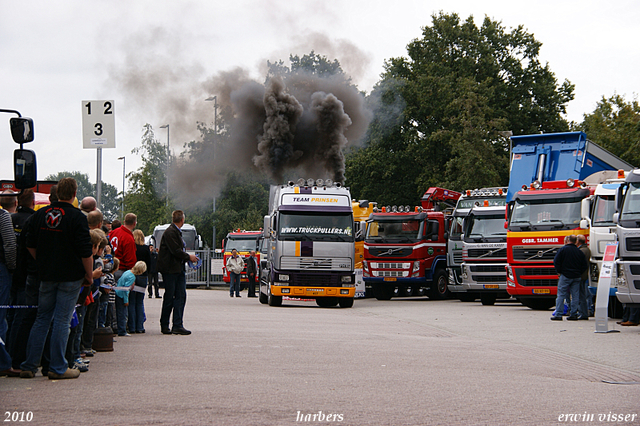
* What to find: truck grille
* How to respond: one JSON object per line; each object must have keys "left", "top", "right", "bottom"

{"left": 372, "top": 270, "right": 409, "bottom": 278}
{"left": 512, "top": 247, "right": 558, "bottom": 261}
{"left": 468, "top": 248, "right": 506, "bottom": 259}
{"left": 368, "top": 247, "right": 413, "bottom": 257}
{"left": 280, "top": 257, "right": 350, "bottom": 270}
{"left": 472, "top": 275, "right": 506, "bottom": 283}
{"left": 626, "top": 237, "right": 640, "bottom": 252}
{"left": 453, "top": 252, "right": 463, "bottom": 264}
{"left": 470, "top": 265, "right": 505, "bottom": 273}
{"left": 515, "top": 268, "right": 558, "bottom": 287}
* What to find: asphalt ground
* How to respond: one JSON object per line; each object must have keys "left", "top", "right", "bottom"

{"left": 1, "top": 289, "right": 639, "bottom": 426}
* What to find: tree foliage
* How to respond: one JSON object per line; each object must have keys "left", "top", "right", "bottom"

{"left": 346, "top": 12, "right": 574, "bottom": 205}
{"left": 44, "top": 171, "right": 121, "bottom": 220}
{"left": 578, "top": 94, "right": 640, "bottom": 167}
{"left": 124, "top": 124, "right": 171, "bottom": 235}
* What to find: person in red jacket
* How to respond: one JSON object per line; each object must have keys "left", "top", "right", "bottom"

{"left": 109, "top": 213, "right": 137, "bottom": 279}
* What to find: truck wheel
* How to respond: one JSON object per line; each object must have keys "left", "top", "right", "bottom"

{"left": 316, "top": 297, "right": 338, "bottom": 308}
{"left": 373, "top": 283, "right": 394, "bottom": 300}
{"left": 259, "top": 289, "right": 268, "bottom": 304}
{"left": 428, "top": 269, "right": 450, "bottom": 300}
{"left": 267, "top": 285, "right": 282, "bottom": 307}
{"left": 480, "top": 294, "right": 497, "bottom": 306}
{"left": 519, "top": 297, "right": 554, "bottom": 310}
{"left": 339, "top": 298, "right": 354, "bottom": 308}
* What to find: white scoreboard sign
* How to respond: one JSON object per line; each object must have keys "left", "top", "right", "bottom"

{"left": 82, "top": 100, "right": 115, "bottom": 149}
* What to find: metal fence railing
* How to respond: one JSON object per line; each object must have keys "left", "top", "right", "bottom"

{"left": 181, "top": 249, "right": 225, "bottom": 288}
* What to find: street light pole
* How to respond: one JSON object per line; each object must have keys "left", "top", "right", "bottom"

{"left": 160, "top": 124, "right": 170, "bottom": 207}
{"left": 117, "top": 156, "right": 125, "bottom": 219}
{"left": 205, "top": 96, "right": 217, "bottom": 250}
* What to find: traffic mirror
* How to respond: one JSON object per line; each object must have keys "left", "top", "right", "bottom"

{"left": 14, "top": 149, "right": 37, "bottom": 189}
{"left": 10, "top": 117, "right": 34, "bottom": 143}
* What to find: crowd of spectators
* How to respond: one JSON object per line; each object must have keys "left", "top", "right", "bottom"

{"left": 0, "top": 179, "right": 164, "bottom": 380}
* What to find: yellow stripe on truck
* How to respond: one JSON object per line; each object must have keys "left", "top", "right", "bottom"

{"left": 295, "top": 241, "right": 301, "bottom": 257}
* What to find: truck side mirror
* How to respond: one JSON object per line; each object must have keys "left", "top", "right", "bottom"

{"left": 14, "top": 149, "right": 37, "bottom": 189}
{"left": 263, "top": 216, "right": 270, "bottom": 238}
{"left": 613, "top": 213, "right": 619, "bottom": 224}
{"left": 10, "top": 117, "right": 34, "bottom": 144}
{"left": 616, "top": 185, "right": 624, "bottom": 212}
{"left": 580, "top": 219, "right": 588, "bottom": 229}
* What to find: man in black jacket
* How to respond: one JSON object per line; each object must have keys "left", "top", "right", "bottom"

{"left": 551, "top": 235, "right": 588, "bottom": 321}
{"left": 158, "top": 210, "right": 198, "bottom": 335}
{"left": 246, "top": 250, "right": 258, "bottom": 298}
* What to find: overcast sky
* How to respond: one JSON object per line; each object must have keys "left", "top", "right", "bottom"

{"left": 1, "top": 0, "right": 639, "bottom": 196}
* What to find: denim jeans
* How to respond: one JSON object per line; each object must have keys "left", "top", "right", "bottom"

{"left": 20, "top": 278, "right": 83, "bottom": 375}
{"left": 578, "top": 279, "right": 590, "bottom": 318}
{"left": 98, "top": 295, "right": 109, "bottom": 328}
{"left": 555, "top": 274, "right": 581, "bottom": 318}
{"left": 229, "top": 272, "right": 241, "bottom": 296}
{"left": 11, "top": 275, "right": 42, "bottom": 370}
{"left": 0, "top": 262, "right": 11, "bottom": 370}
{"left": 160, "top": 272, "right": 186, "bottom": 329}
{"left": 128, "top": 290, "right": 146, "bottom": 332}
{"left": 115, "top": 295, "right": 128, "bottom": 336}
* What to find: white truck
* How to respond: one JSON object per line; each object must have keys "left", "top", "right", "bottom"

{"left": 460, "top": 204, "right": 509, "bottom": 305}
{"left": 613, "top": 169, "right": 640, "bottom": 308}
{"left": 580, "top": 171, "right": 626, "bottom": 317}
{"left": 149, "top": 223, "right": 203, "bottom": 251}
{"left": 260, "top": 179, "right": 356, "bottom": 308}
{"left": 447, "top": 188, "right": 508, "bottom": 302}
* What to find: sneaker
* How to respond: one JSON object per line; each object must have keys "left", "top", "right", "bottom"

{"left": 73, "top": 362, "right": 89, "bottom": 373}
{"left": 118, "top": 333, "right": 132, "bottom": 337}
{"left": 550, "top": 315, "right": 563, "bottom": 321}
{"left": 171, "top": 326, "right": 192, "bottom": 335}
{"left": 81, "top": 350, "right": 94, "bottom": 357}
{"left": 48, "top": 368, "right": 80, "bottom": 380}
{"left": 19, "top": 370, "right": 35, "bottom": 379}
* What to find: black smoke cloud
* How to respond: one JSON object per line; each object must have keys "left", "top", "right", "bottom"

{"left": 109, "top": 29, "right": 371, "bottom": 206}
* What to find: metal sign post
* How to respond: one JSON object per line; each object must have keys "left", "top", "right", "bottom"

{"left": 82, "top": 100, "right": 115, "bottom": 209}
{"left": 594, "top": 242, "right": 620, "bottom": 333}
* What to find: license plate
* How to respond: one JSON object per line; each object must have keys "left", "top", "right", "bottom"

{"left": 483, "top": 285, "right": 499, "bottom": 289}
{"left": 533, "top": 289, "right": 550, "bottom": 294}
{"left": 383, "top": 277, "right": 397, "bottom": 282}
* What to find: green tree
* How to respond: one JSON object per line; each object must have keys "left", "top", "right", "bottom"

{"left": 578, "top": 94, "right": 640, "bottom": 167}
{"left": 125, "top": 124, "right": 171, "bottom": 234}
{"left": 346, "top": 12, "right": 574, "bottom": 203}
{"left": 44, "top": 171, "right": 121, "bottom": 220}
{"left": 213, "top": 173, "right": 270, "bottom": 247}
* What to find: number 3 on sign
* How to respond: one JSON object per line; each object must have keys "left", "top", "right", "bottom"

{"left": 82, "top": 100, "right": 116, "bottom": 149}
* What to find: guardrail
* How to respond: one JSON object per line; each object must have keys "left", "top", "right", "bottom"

{"left": 180, "top": 249, "right": 225, "bottom": 288}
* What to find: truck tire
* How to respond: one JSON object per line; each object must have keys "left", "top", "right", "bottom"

{"left": 259, "top": 289, "right": 268, "bottom": 304}
{"left": 316, "top": 297, "right": 338, "bottom": 308}
{"left": 519, "top": 297, "right": 554, "bottom": 310}
{"left": 428, "top": 269, "right": 450, "bottom": 300}
{"left": 480, "top": 293, "right": 497, "bottom": 306}
{"left": 339, "top": 297, "right": 354, "bottom": 308}
{"left": 267, "top": 284, "right": 282, "bottom": 307}
{"left": 373, "top": 283, "right": 394, "bottom": 300}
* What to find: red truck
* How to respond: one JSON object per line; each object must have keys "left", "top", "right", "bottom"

{"left": 362, "top": 188, "right": 461, "bottom": 300}
{"left": 222, "top": 230, "right": 262, "bottom": 284}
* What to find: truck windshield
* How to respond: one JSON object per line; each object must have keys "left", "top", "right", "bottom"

{"left": 510, "top": 197, "right": 582, "bottom": 230}
{"left": 278, "top": 212, "right": 354, "bottom": 242}
{"left": 365, "top": 219, "right": 423, "bottom": 243}
{"left": 449, "top": 216, "right": 464, "bottom": 240}
{"left": 621, "top": 183, "right": 640, "bottom": 221}
{"left": 464, "top": 215, "right": 506, "bottom": 241}
{"left": 225, "top": 238, "right": 258, "bottom": 252}
{"left": 592, "top": 194, "right": 616, "bottom": 226}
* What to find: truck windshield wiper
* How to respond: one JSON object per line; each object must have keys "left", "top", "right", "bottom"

{"left": 511, "top": 221, "right": 531, "bottom": 229}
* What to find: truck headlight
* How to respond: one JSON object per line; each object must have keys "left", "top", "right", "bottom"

{"left": 461, "top": 264, "right": 468, "bottom": 279}
{"left": 341, "top": 275, "right": 352, "bottom": 283}
{"left": 412, "top": 261, "right": 420, "bottom": 273}
{"left": 506, "top": 265, "right": 514, "bottom": 285}
{"left": 278, "top": 274, "right": 289, "bottom": 281}
{"left": 617, "top": 264, "right": 627, "bottom": 288}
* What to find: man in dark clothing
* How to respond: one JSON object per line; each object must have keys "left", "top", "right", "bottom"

{"left": 551, "top": 235, "right": 588, "bottom": 321}
{"left": 158, "top": 210, "right": 198, "bottom": 335}
{"left": 246, "top": 250, "right": 258, "bottom": 298}
{"left": 147, "top": 245, "right": 160, "bottom": 298}
{"left": 20, "top": 178, "right": 94, "bottom": 380}
{"left": 576, "top": 234, "right": 592, "bottom": 320}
